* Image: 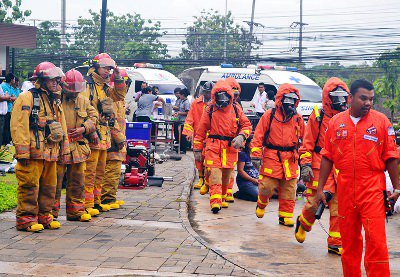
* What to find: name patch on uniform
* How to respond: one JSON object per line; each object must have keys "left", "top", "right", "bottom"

{"left": 363, "top": 134, "right": 378, "bottom": 142}
{"left": 336, "top": 129, "right": 348, "bottom": 139}
{"left": 22, "top": 105, "right": 30, "bottom": 111}
{"left": 366, "top": 125, "right": 377, "bottom": 135}
{"left": 388, "top": 126, "right": 395, "bottom": 136}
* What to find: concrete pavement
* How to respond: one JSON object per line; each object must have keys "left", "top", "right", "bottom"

{"left": 0, "top": 154, "right": 252, "bottom": 276}
{"left": 190, "top": 180, "right": 400, "bottom": 276}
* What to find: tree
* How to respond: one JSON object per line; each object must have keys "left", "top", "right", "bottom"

{"left": 0, "top": 0, "right": 31, "bottom": 23}
{"left": 374, "top": 48, "right": 400, "bottom": 121}
{"left": 14, "top": 21, "right": 65, "bottom": 76}
{"left": 72, "top": 10, "right": 169, "bottom": 62}
{"left": 180, "top": 9, "right": 262, "bottom": 65}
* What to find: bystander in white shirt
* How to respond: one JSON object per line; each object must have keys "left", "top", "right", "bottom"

{"left": 251, "top": 89, "right": 267, "bottom": 113}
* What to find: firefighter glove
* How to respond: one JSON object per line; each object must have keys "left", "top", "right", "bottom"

{"left": 194, "top": 150, "right": 202, "bottom": 162}
{"left": 251, "top": 157, "right": 261, "bottom": 170}
{"left": 301, "top": 163, "right": 314, "bottom": 182}
{"left": 89, "top": 131, "right": 99, "bottom": 145}
{"left": 47, "top": 121, "right": 64, "bottom": 143}
{"left": 232, "top": 134, "right": 245, "bottom": 149}
{"left": 100, "top": 97, "right": 114, "bottom": 116}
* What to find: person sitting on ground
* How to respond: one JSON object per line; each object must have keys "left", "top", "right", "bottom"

{"left": 263, "top": 90, "right": 276, "bottom": 111}
{"left": 233, "top": 135, "right": 259, "bottom": 202}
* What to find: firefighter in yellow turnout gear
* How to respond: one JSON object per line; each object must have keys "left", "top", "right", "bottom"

{"left": 101, "top": 69, "right": 130, "bottom": 208}
{"left": 11, "top": 62, "right": 70, "bottom": 232}
{"left": 82, "top": 53, "right": 126, "bottom": 214}
{"left": 52, "top": 69, "right": 98, "bottom": 221}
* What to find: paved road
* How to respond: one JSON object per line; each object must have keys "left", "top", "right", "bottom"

{"left": 0, "top": 155, "right": 251, "bottom": 276}
{"left": 190, "top": 180, "right": 400, "bottom": 276}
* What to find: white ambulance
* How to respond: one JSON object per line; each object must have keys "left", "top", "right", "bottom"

{"left": 179, "top": 64, "right": 322, "bottom": 120}
{"left": 75, "top": 63, "right": 186, "bottom": 121}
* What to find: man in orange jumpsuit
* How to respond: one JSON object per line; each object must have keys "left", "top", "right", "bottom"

{"left": 194, "top": 80, "right": 252, "bottom": 213}
{"left": 183, "top": 81, "right": 214, "bottom": 191}
{"left": 295, "top": 77, "right": 350, "bottom": 255}
{"left": 250, "top": 83, "right": 305, "bottom": 226}
{"left": 315, "top": 79, "right": 399, "bottom": 277}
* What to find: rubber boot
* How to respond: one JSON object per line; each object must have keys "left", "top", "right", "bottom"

{"left": 256, "top": 206, "right": 265, "bottom": 218}
{"left": 46, "top": 221, "right": 61, "bottom": 229}
{"left": 295, "top": 216, "right": 307, "bottom": 243}
{"left": 199, "top": 184, "right": 209, "bottom": 195}
{"left": 225, "top": 195, "right": 234, "bottom": 203}
{"left": 79, "top": 213, "right": 92, "bottom": 222}
{"left": 279, "top": 217, "right": 294, "bottom": 227}
{"left": 116, "top": 200, "right": 125, "bottom": 205}
{"left": 328, "top": 246, "right": 343, "bottom": 256}
{"left": 108, "top": 202, "right": 120, "bottom": 210}
{"left": 86, "top": 207, "right": 100, "bottom": 217}
{"left": 26, "top": 223, "right": 44, "bottom": 232}
{"left": 211, "top": 203, "right": 221, "bottom": 214}
{"left": 94, "top": 203, "right": 111, "bottom": 212}
{"left": 193, "top": 177, "right": 204, "bottom": 189}
{"left": 221, "top": 201, "right": 229, "bottom": 208}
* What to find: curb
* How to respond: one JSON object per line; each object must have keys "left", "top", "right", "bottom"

{"left": 178, "top": 155, "right": 258, "bottom": 276}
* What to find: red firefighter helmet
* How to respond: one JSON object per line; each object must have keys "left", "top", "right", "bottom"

{"left": 33, "top": 62, "right": 64, "bottom": 80}
{"left": 92, "top": 53, "right": 116, "bottom": 68}
{"left": 62, "top": 69, "right": 86, "bottom": 93}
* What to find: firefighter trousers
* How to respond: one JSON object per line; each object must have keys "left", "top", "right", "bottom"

{"left": 53, "top": 163, "right": 86, "bottom": 220}
{"left": 208, "top": 168, "right": 233, "bottom": 207}
{"left": 257, "top": 175, "right": 297, "bottom": 218}
{"left": 15, "top": 160, "right": 57, "bottom": 230}
{"left": 84, "top": 149, "right": 107, "bottom": 208}
{"left": 227, "top": 171, "right": 235, "bottom": 198}
{"left": 101, "top": 160, "right": 122, "bottom": 204}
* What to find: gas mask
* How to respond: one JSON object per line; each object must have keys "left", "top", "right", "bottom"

{"left": 281, "top": 92, "right": 298, "bottom": 117}
{"left": 329, "top": 87, "right": 348, "bottom": 112}
{"left": 233, "top": 89, "right": 240, "bottom": 101}
{"left": 215, "top": 91, "right": 231, "bottom": 108}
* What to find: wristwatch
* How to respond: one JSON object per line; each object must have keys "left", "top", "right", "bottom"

{"left": 394, "top": 189, "right": 400, "bottom": 194}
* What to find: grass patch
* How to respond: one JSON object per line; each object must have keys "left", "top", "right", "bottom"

{"left": 0, "top": 173, "right": 18, "bottom": 212}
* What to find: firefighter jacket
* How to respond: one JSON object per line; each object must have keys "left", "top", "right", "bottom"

{"left": 61, "top": 93, "right": 98, "bottom": 164}
{"left": 251, "top": 83, "right": 305, "bottom": 180}
{"left": 182, "top": 95, "right": 209, "bottom": 138}
{"left": 107, "top": 99, "right": 127, "bottom": 161}
{"left": 11, "top": 88, "right": 70, "bottom": 162}
{"left": 82, "top": 68, "right": 126, "bottom": 150}
{"left": 299, "top": 77, "right": 349, "bottom": 169}
{"left": 193, "top": 80, "right": 252, "bottom": 169}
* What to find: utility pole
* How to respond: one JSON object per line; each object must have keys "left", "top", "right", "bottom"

{"left": 290, "top": 0, "right": 308, "bottom": 65}
{"left": 60, "top": 0, "right": 66, "bottom": 70}
{"left": 299, "top": 0, "right": 303, "bottom": 64}
{"left": 99, "top": 0, "right": 107, "bottom": 53}
{"left": 223, "top": 0, "right": 227, "bottom": 62}
{"left": 248, "top": 0, "right": 256, "bottom": 58}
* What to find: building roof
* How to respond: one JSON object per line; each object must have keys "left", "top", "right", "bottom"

{"left": 0, "top": 23, "right": 37, "bottom": 49}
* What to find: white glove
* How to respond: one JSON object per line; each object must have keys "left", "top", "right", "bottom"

{"left": 232, "top": 134, "right": 245, "bottom": 149}
{"left": 193, "top": 150, "right": 202, "bottom": 162}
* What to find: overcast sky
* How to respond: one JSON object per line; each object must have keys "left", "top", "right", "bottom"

{"left": 19, "top": 0, "right": 400, "bottom": 64}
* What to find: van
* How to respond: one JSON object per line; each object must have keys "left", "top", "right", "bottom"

{"left": 179, "top": 64, "right": 322, "bottom": 120}
{"left": 75, "top": 63, "right": 187, "bottom": 121}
